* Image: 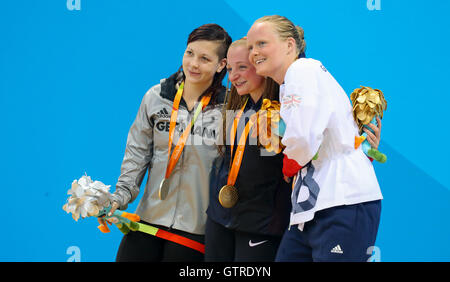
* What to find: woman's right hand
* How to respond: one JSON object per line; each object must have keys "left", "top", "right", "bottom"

{"left": 282, "top": 154, "right": 302, "bottom": 183}
{"left": 97, "top": 201, "right": 120, "bottom": 225}
{"left": 363, "top": 116, "right": 382, "bottom": 150}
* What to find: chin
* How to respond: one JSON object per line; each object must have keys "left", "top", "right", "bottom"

{"left": 254, "top": 65, "right": 269, "bottom": 78}
{"left": 185, "top": 76, "right": 203, "bottom": 84}
{"left": 236, "top": 89, "right": 249, "bottom": 96}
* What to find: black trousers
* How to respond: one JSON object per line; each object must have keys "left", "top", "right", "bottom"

{"left": 115, "top": 222, "right": 204, "bottom": 262}
{"left": 204, "top": 217, "right": 282, "bottom": 262}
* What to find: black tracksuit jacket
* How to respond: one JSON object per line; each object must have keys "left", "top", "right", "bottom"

{"left": 206, "top": 97, "right": 292, "bottom": 236}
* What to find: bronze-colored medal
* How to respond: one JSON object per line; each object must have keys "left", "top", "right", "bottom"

{"left": 159, "top": 178, "right": 170, "bottom": 200}
{"left": 218, "top": 185, "right": 239, "bottom": 208}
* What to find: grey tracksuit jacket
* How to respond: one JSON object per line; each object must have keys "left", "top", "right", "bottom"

{"left": 112, "top": 72, "right": 225, "bottom": 235}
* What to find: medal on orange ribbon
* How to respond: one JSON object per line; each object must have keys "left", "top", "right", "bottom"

{"left": 218, "top": 185, "right": 239, "bottom": 208}
{"left": 159, "top": 82, "right": 212, "bottom": 200}
{"left": 159, "top": 178, "right": 170, "bottom": 200}
{"left": 219, "top": 98, "right": 257, "bottom": 208}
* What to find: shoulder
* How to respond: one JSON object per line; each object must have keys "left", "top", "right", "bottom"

{"left": 143, "top": 83, "right": 162, "bottom": 98}
{"left": 285, "top": 58, "right": 330, "bottom": 86}
{"left": 287, "top": 58, "right": 324, "bottom": 76}
{"left": 202, "top": 85, "right": 227, "bottom": 112}
{"left": 212, "top": 85, "right": 227, "bottom": 106}
{"left": 139, "top": 83, "right": 162, "bottom": 111}
{"left": 142, "top": 71, "right": 180, "bottom": 104}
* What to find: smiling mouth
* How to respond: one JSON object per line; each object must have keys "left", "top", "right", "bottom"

{"left": 255, "top": 58, "right": 266, "bottom": 65}
{"left": 235, "top": 81, "right": 246, "bottom": 87}
{"left": 188, "top": 70, "right": 201, "bottom": 76}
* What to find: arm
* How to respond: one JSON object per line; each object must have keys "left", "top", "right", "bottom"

{"left": 112, "top": 89, "right": 155, "bottom": 210}
{"left": 280, "top": 63, "right": 332, "bottom": 167}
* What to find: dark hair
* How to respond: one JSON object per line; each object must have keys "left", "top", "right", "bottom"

{"left": 178, "top": 24, "right": 232, "bottom": 105}
{"left": 187, "top": 24, "right": 231, "bottom": 60}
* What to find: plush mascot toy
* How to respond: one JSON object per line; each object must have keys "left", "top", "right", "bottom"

{"left": 351, "top": 86, "right": 387, "bottom": 163}
{"left": 260, "top": 99, "right": 318, "bottom": 160}
{"left": 257, "top": 99, "right": 317, "bottom": 179}
{"left": 253, "top": 99, "right": 285, "bottom": 154}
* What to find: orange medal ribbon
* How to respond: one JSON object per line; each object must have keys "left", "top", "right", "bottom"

{"left": 227, "top": 98, "right": 257, "bottom": 186}
{"left": 165, "top": 82, "right": 212, "bottom": 179}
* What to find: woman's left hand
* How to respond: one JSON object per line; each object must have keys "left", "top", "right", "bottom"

{"left": 363, "top": 116, "right": 382, "bottom": 150}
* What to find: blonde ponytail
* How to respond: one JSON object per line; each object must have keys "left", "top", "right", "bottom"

{"left": 295, "top": 26, "right": 306, "bottom": 55}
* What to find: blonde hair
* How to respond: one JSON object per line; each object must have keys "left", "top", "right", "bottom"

{"left": 255, "top": 15, "right": 306, "bottom": 57}
{"left": 217, "top": 37, "right": 279, "bottom": 155}
{"left": 229, "top": 37, "right": 248, "bottom": 49}
{"left": 224, "top": 37, "right": 279, "bottom": 111}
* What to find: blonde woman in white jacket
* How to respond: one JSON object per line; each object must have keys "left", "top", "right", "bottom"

{"left": 247, "top": 15, "right": 383, "bottom": 262}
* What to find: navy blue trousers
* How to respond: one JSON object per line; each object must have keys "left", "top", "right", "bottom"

{"left": 275, "top": 200, "right": 381, "bottom": 262}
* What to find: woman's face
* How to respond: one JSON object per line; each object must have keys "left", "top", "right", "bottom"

{"left": 182, "top": 40, "right": 226, "bottom": 87}
{"left": 246, "top": 22, "right": 289, "bottom": 82}
{"left": 226, "top": 44, "right": 265, "bottom": 96}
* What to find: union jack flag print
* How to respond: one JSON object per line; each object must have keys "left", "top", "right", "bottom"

{"left": 282, "top": 95, "right": 302, "bottom": 109}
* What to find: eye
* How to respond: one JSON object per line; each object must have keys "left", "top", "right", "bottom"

{"left": 226, "top": 67, "right": 232, "bottom": 72}
{"left": 248, "top": 45, "right": 253, "bottom": 51}
{"left": 239, "top": 65, "right": 247, "bottom": 70}
{"left": 186, "top": 50, "right": 193, "bottom": 56}
{"left": 201, "top": 56, "right": 210, "bottom": 62}
{"left": 258, "top": 41, "right": 266, "bottom": 47}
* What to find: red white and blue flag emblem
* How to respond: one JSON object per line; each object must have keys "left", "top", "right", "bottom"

{"left": 282, "top": 95, "right": 301, "bottom": 109}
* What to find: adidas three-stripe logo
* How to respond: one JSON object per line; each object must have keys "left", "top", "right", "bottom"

{"left": 157, "top": 108, "right": 170, "bottom": 118}
{"left": 330, "top": 245, "right": 344, "bottom": 254}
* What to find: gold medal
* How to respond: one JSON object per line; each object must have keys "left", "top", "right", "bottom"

{"left": 218, "top": 185, "right": 238, "bottom": 208}
{"left": 218, "top": 98, "right": 256, "bottom": 209}
{"left": 159, "top": 178, "right": 170, "bottom": 200}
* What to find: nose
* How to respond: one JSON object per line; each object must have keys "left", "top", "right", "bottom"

{"left": 249, "top": 49, "right": 258, "bottom": 65}
{"left": 191, "top": 57, "right": 200, "bottom": 69}
{"left": 229, "top": 70, "right": 239, "bottom": 82}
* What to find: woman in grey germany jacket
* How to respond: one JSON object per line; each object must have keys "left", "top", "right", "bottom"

{"left": 107, "top": 24, "right": 231, "bottom": 262}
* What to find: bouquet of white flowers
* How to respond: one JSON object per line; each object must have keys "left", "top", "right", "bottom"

{"left": 63, "top": 175, "right": 113, "bottom": 221}
{"left": 62, "top": 175, "right": 205, "bottom": 254}
{"left": 62, "top": 175, "right": 140, "bottom": 233}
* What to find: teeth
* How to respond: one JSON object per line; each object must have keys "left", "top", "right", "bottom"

{"left": 255, "top": 59, "right": 266, "bottom": 64}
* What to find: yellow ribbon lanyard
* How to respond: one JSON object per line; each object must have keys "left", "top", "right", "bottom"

{"left": 165, "top": 82, "right": 212, "bottom": 179}
{"left": 227, "top": 97, "right": 257, "bottom": 186}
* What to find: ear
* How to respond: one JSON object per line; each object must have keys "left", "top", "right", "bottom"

{"left": 286, "top": 37, "right": 297, "bottom": 55}
{"left": 217, "top": 58, "right": 227, "bottom": 73}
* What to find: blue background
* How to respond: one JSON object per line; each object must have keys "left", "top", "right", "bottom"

{"left": 1, "top": 0, "right": 449, "bottom": 262}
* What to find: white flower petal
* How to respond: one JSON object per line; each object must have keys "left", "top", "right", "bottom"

{"left": 64, "top": 175, "right": 115, "bottom": 221}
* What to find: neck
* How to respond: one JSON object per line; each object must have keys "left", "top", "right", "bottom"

{"left": 273, "top": 57, "right": 298, "bottom": 85}
{"left": 249, "top": 81, "right": 265, "bottom": 103}
{"left": 249, "top": 92, "right": 262, "bottom": 103}
{"left": 183, "top": 79, "right": 212, "bottom": 102}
